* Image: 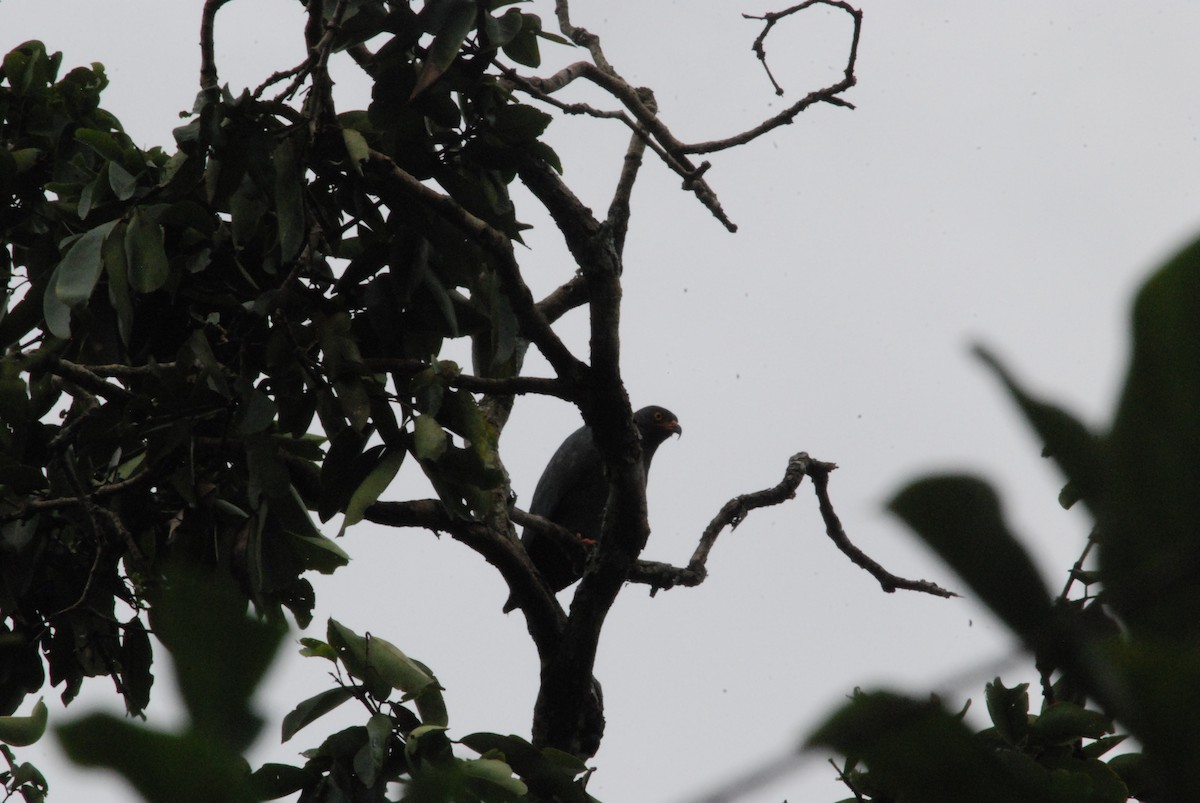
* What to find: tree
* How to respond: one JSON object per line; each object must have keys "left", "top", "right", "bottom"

{"left": 0, "top": 2, "right": 955, "bottom": 799}
{"left": 809, "top": 239, "right": 1200, "bottom": 801}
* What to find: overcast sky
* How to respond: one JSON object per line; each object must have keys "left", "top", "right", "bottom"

{"left": 7, "top": 2, "right": 1200, "bottom": 801}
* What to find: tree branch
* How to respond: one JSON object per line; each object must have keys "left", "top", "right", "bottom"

{"left": 200, "top": 0, "right": 233, "bottom": 94}
{"left": 808, "top": 462, "right": 956, "bottom": 597}
{"left": 363, "top": 499, "right": 570, "bottom": 663}
{"left": 620, "top": 453, "right": 957, "bottom": 600}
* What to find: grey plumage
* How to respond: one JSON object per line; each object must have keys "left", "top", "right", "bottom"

{"left": 504, "top": 406, "right": 681, "bottom": 612}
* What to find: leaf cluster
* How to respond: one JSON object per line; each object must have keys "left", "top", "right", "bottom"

{"left": 811, "top": 235, "right": 1200, "bottom": 800}
{"left": 251, "top": 619, "right": 596, "bottom": 802}
{"left": 0, "top": 0, "right": 559, "bottom": 736}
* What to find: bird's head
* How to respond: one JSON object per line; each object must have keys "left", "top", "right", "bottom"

{"left": 634, "top": 405, "right": 682, "bottom": 448}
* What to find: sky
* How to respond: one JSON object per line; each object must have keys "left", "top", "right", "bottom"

{"left": 6, "top": 2, "right": 1200, "bottom": 801}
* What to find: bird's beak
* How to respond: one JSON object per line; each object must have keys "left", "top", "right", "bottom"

{"left": 666, "top": 420, "right": 682, "bottom": 438}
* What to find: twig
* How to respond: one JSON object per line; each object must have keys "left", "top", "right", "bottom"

{"left": 625, "top": 453, "right": 956, "bottom": 599}
{"left": 49, "top": 359, "right": 135, "bottom": 403}
{"left": 809, "top": 462, "right": 956, "bottom": 597}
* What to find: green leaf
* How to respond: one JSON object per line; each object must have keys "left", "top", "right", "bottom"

{"left": 298, "top": 638, "right": 337, "bottom": 662}
{"left": 809, "top": 691, "right": 1051, "bottom": 803}
{"left": 413, "top": 414, "right": 448, "bottom": 461}
{"left": 102, "top": 220, "right": 133, "bottom": 343}
{"left": 249, "top": 763, "right": 313, "bottom": 800}
{"left": 459, "top": 757, "right": 527, "bottom": 795}
{"left": 0, "top": 699, "right": 47, "bottom": 747}
{"left": 1102, "top": 234, "right": 1200, "bottom": 641}
{"left": 984, "top": 678, "right": 1029, "bottom": 746}
{"left": 273, "top": 135, "right": 306, "bottom": 260}
{"left": 326, "top": 620, "right": 448, "bottom": 727}
{"left": 107, "top": 160, "right": 137, "bottom": 200}
{"left": 125, "top": 207, "right": 170, "bottom": 293}
{"left": 289, "top": 530, "right": 351, "bottom": 574}
{"left": 1030, "top": 701, "right": 1112, "bottom": 745}
{"left": 354, "top": 713, "right": 392, "bottom": 787}
{"left": 411, "top": 0, "right": 476, "bottom": 99}
{"left": 53, "top": 220, "right": 118, "bottom": 307}
{"left": 151, "top": 564, "right": 285, "bottom": 753}
{"left": 57, "top": 714, "right": 255, "bottom": 803}
{"left": 889, "top": 475, "right": 1054, "bottom": 648}
{"left": 74, "top": 127, "right": 125, "bottom": 162}
{"left": 502, "top": 14, "right": 542, "bottom": 68}
{"left": 490, "top": 104, "right": 552, "bottom": 144}
{"left": 974, "top": 346, "right": 1103, "bottom": 517}
{"left": 342, "top": 129, "right": 370, "bottom": 175}
{"left": 281, "top": 686, "right": 356, "bottom": 743}
{"left": 339, "top": 449, "right": 404, "bottom": 534}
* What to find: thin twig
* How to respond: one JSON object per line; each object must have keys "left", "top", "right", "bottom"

{"left": 809, "top": 463, "right": 956, "bottom": 597}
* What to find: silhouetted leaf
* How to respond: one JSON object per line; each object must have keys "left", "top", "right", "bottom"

{"left": 282, "top": 687, "right": 356, "bottom": 743}
{"left": 889, "top": 475, "right": 1054, "bottom": 648}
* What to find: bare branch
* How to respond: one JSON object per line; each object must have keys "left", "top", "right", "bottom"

{"left": 364, "top": 499, "right": 570, "bottom": 660}
{"left": 745, "top": 0, "right": 862, "bottom": 95}
{"left": 48, "top": 359, "right": 135, "bottom": 403}
{"left": 200, "top": 0, "right": 233, "bottom": 94}
{"left": 607, "top": 87, "right": 656, "bottom": 252}
{"left": 808, "top": 462, "right": 956, "bottom": 597}
{"left": 621, "top": 453, "right": 956, "bottom": 600}
{"left": 553, "top": 0, "right": 614, "bottom": 74}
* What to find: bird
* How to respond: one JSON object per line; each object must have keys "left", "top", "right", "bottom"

{"left": 504, "top": 405, "right": 682, "bottom": 613}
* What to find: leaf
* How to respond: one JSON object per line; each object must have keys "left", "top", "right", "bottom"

{"left": 151, "top": 563, "right": 286, "bottom": 754}
{"left": 249, "top": 763, "right": 313, "bottom": 800}
{"left": 808, "top": 691, "right": 1050, "bottom": 803}
{"left": 974, "top": 346, "right": 1103, "bottom": 517}
{"left": 289, "top": 530, "right": 351, "bottom": 574}
{"left": 107, "top": 160, "right": 137, "bottom": 200}
{"left": 326, "top": 620, "right": 448, "bottom": 727}
{"left": 281, "top": 686, "right": 356, "bottom": 743}
{"left": 57, "top": 714, "right": 255, "bottom": 803}
{"left": 298, "top": 638, "right": 337, "bottom": 662}
{"left": 354, "top": 713, "right": 392, "bottom": 787}
{"left": 273, "top": 135, "right": 305, "bottom": 260}
{"left": 889, "top": 475, "right": 1054, "bottom": 648}
{"left": 413, "top": 415, "right": 448, "bottom": 462}
{"left": 74, "top": 127, "right": 125, "bottom": 162}
{"left": 119, "top": 617, "right": 154, "bottom": 717}
{"left": 339, "top": 449, "right": 404, "bottom": 534}
{"left": 490, "top": 104, "right": 552, "bottom": 144}
{"left": 102, "top": 220, "right": 133, "bottom": 344}
{"left": 1101, "top": 235, "right": 1200, "bottom": 641}
{"left": 53, "top": 220, "right": 118, "bottom": 307}
{"left": 342, "top": 128, "right": 370, "bottom": 176}
{"left": 502, "top": 14, "right": 543, "bottom": 68}
{"left": 0, "top": 699, "right": 47, "bottom": 747}
{"left": 125, "top": 207, "right": 170, "bottom": 293}
{"left": 984, "top": 678, "right": 1029, "bottom": 746}
{"left": 1029, "top": 702, "right": 1112, "bottom": 745}
{"left": 459, "top": 758, "right": 527, "bottom": 795}
{"left": 411, "top": 0, "right": 476, "bottom": 100}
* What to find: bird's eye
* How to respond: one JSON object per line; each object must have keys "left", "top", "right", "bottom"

{"left": 654, "top": 412, "right": 663, "bottom": 421}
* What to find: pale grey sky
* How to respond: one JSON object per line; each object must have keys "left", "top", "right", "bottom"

{"left": 6, "top": 2, "right": 1200, "bottom": 801}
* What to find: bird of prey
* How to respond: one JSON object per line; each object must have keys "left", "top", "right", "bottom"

{"left": 504, "top": 405, "right": 682, "bottom": 613}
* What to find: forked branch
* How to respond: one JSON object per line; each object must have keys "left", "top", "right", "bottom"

{"left": 628, "top": 453, "right": 957, "bottom": 598}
